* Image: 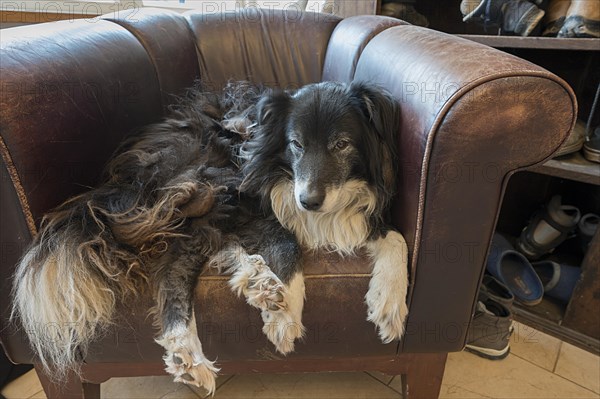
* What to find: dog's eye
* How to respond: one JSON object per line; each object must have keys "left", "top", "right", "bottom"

{"left": 334, "top": 139, "right": 350, "bottom": 150}
{"left": 290, "top": 140, "right": 303, "bottom": 150}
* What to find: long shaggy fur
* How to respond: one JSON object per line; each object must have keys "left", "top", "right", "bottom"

{"left": 11, "top": 82, "right": 258, "bottom": 380}
{"left": 12, "top": 80, "right": 409, "bottom": 387}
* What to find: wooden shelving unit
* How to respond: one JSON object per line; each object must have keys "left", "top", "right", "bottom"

{"left": 512, "top": 299, "right": 599, "bottom": 354}
{"left": 529, "top": 152, "right": 600, "bottom": 186}
{"left": 410, "top": 0, "right": 600, "bottom": 355}
{"left": 512, "top": 229, "right": 600, "bottom": 355}
{"left": 458, "top": 35, "right": 600, "bottom": 51}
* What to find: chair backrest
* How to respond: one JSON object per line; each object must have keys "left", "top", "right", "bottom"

{"left": 184, "top": 8, "right": 340, "bottom": 90}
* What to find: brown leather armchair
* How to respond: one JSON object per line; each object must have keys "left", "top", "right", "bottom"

{"left": 0, "top": 8, "right": 576, "bottom": 399}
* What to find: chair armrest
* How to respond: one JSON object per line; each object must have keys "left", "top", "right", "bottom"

{"left": 0, "top": 17, "right": 174, "bottom": 362}
{"left": 354, "top": 26, "right": 576, "bottom": 352}
{"left": 322, "top": 15, "right": 407, "bottom": 82}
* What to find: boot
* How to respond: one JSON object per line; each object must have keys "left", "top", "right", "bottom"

{"left": 480, "top": 274, "right": 515, "bottom": 309}
{"left": 542, "top": 0, "right": 571, "bottom": 36}
{"left": 465, "top": 297, "right": 512, "bottom": 360}
{"left": 558, "top": 0, "right": 600, "bottom": 37}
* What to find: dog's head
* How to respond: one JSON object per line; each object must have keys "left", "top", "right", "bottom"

{"left": 242, "top": 81, "right": 400, "bottom": 216}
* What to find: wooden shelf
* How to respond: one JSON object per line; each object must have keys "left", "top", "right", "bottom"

{"left": 513, "top": 299, "right": 600, "bottom": 355}
{"left": 458, "top": 35, "right": 600, "bottom": 51}
{"left": 528, "top": 152, "right": 600, "bottom": 186}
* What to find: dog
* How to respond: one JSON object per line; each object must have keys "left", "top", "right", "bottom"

{"left": 11, "top": 81, "right": 409, "bottom": 394}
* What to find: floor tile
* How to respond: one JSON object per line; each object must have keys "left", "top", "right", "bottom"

{"left": 555, "top": 342, "right": 600, "bottom": 394}
{"left": 435, "top": 351, "right": 599, "bottom": 399}
{"left": 28, "top": 390, "right": 47, "bottom": 399}
{"left": 0, "top": 370, "right": 44, "bottom": 399}
{"left": 101, "top": 375, "right": 199, "bottom": 399}
{"left": 187, "top": 375, "right": 235, "bottom": 398}
{"left": 212, "top": 372, "right": 402, "bottom": 398}
{"left": 510, "top": 321, "right": 562, "bottom": 371}
{"left": 366, "top": 370, "right": 395, "bottom": 385}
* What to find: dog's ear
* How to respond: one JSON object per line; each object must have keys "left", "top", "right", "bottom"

{"left": 241, "top": 90, "right": 292, "bottom": 198}
{"left": 256, "top": 89, "right": 291, "bottom": 126}
{"left": 348, "top": 82, "right": 401, "bottom": 211}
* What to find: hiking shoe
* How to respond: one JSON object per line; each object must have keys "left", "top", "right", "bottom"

{"left": 502, "top": 0, "right": 546, "bottom": 36}
{"left": 465, "top": 298, "right": 512, "bottom": 360}
{"left": 480, "top": 274, "right": 515, "bottom": 308}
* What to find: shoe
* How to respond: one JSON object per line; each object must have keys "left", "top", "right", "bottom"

{"left": 532, "top": 260, "right": 581, "bottom": 302}
{"left": 577, "top": 213, "right": 599, "bottom": 253}
{"left": 542, "top": 0, "right": 571, "bottom": 36}
{"left": 516, "top": 195, "right": 581, "bottom": 260}
{"left": 487, "top": 233, "right": 544, "bottom": 306}
{"left": 461, "top": 0, "right": 545, "bottom": 36}
{"left": 558, "top": 0, "right": 600, "bottom": 37}
{"left": 503, "top": 0, "right": 546, "bottom": 36}
{"left": 480, "top": 274, "right": 515, "bottom": 308}
{"left": 461, "top": 0, "right": 506, "bottom": 25}
{"left": 465, "top": 297, "right": 512, "bottom": 360}
{"left": 380, "top": 2, "right": 429, "bottom": 27}
{"left": 583, "top": 127, "right": 600, "bottom": 163}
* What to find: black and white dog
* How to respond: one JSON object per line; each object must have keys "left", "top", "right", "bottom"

{"left": 11, "top": 81, "right": 408, "bottom": 393}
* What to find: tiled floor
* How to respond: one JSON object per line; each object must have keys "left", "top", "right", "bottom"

{"left": 2, "top": 323, "right": 599, "bottom": 399}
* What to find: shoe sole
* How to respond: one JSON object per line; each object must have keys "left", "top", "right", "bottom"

{"left": 465, "top": 344, "right": 511, "bottom": 360}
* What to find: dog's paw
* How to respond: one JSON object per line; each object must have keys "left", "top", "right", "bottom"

{"left": 164, "top": 350, "right": 219, "bottom": 392}
{"left": 230, "top": 254, "right": 287, "bottom": 312}
{"left": 365, "top": 286, "right": 408, "bottom": 344}
{"left": 227, "top": 254, "right": 306, "bottom": 355}
{"left": 156, "top": 326, "right": 219, "bottom": 394}
{"left": 261, "top": 308, "right": 305, "bottom": 355}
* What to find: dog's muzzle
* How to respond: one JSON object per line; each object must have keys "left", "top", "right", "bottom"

{"left": 295, "top": 180, "right": 325, "bottom": 211}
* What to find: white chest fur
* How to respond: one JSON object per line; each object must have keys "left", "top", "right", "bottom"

{"left": 269, "top": 179, "right": 377, "bottom": 255}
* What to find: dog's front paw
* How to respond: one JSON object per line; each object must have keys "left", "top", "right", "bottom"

{"left": 261, "top": 272, "right": 306, "bottom": 355}
{"left": 164, "top": 350, "right": 219, "bottom": 393}
{"left": 156, "top": 326, "right": 219, "bottom": 394}
{"left": 365, "top": 286, "right": 408, "bottom": 344}
{"left": 230, "top": 254, "right": 287, "bottom": 311}
{"left": 261, "top": 308, "right": 305, "bottom": 355}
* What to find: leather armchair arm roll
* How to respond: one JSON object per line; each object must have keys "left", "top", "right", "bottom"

{"left": 0, "top": 18, "right": 167, "bottom": 362}
{"left": 351, "top": 25, "right": 576, "bottom": 351}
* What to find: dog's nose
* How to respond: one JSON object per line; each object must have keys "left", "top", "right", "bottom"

{"left": 299, "top": 193, "right": 324, "bottom": 211}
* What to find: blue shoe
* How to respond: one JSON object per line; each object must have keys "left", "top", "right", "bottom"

{"left": 532, "top": 261, "right": 581, "bottom": 303}
{"left": 486, "top": 233, "right": 544, "bottom": 306}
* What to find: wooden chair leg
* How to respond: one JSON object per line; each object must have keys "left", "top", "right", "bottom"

{"left": 401, "top": 353, "right": 448, "bottom": 399}
{"left": 35, "top": 365, "right": 100, "bottom": 399}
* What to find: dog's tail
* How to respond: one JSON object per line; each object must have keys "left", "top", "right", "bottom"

{"left": 11, "top": 191, "right": 148, "bottom": 380}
